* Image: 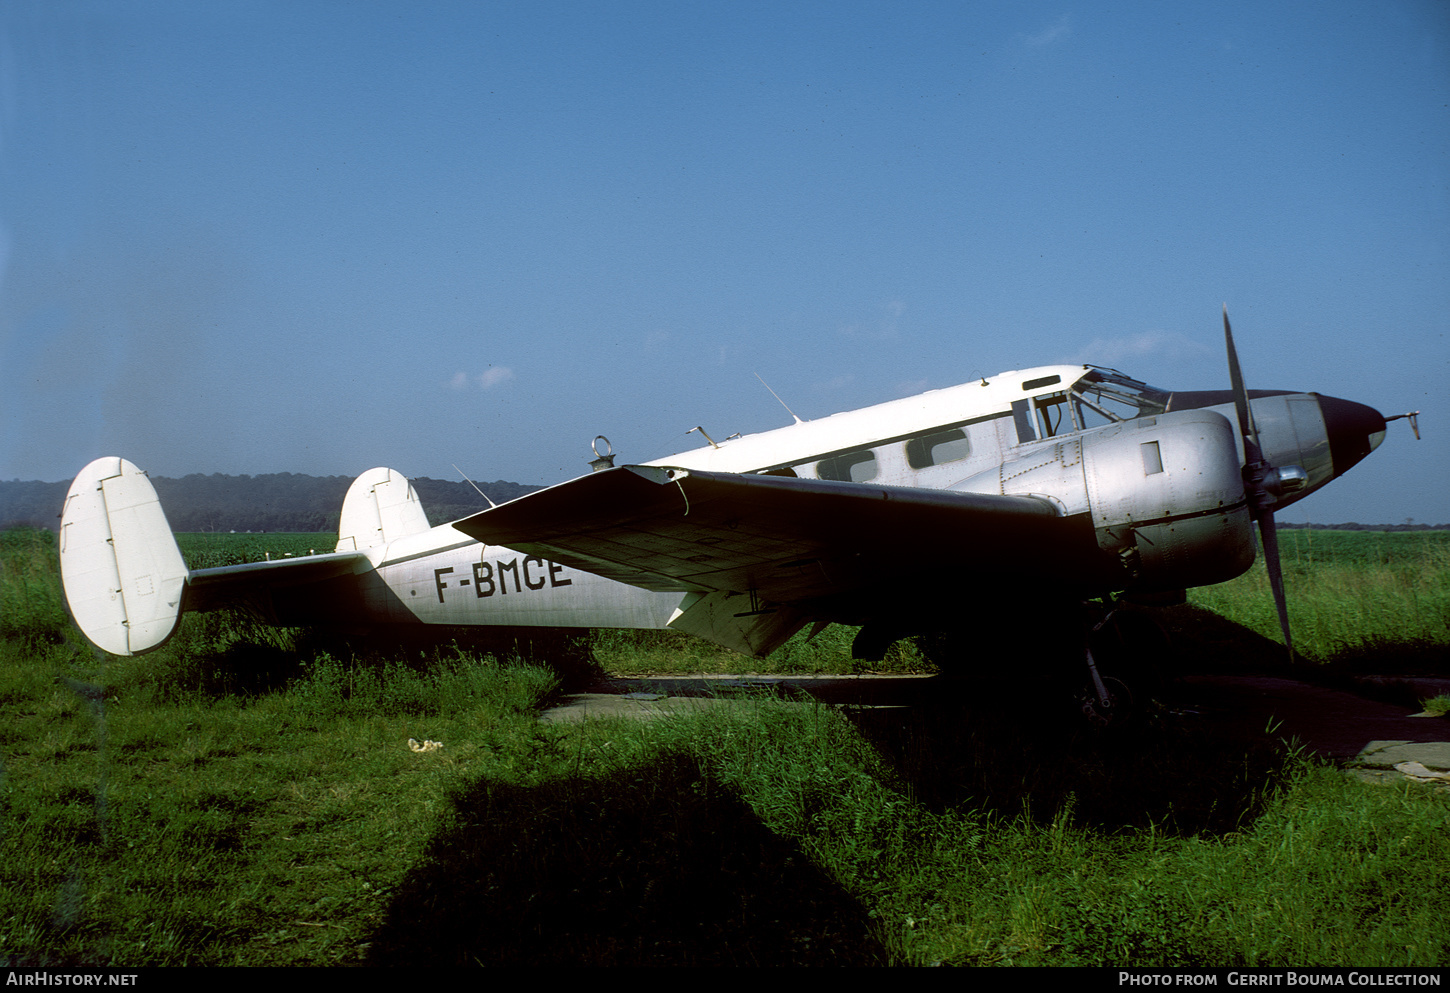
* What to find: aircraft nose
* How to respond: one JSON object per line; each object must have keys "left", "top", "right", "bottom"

{"left": 1318, "top": 395, "right": 1386, "bottom": 477}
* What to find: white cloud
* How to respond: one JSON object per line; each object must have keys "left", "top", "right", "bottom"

{"left": 445, "top": 367, "right": 515, "bottom": 390}
{"left": 1022, "top": 15, "right": 1072, "bottom": 47}
{"left": 477, "top": 367, "right": 515, "bottom": 389}
{"left": 1069, "top": 331, "right": 1212, "bottom": 367}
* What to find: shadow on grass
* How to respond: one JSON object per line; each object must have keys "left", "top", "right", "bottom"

{"left": 851, "top": 604, "right": 1446, "bottom": 834}
{"left": 364, "top": 753, "right": 886, "bottom": 966}
{"left": 837, "top": 607, "right": 1317, "bottom": 835}
{"left": 1161, "top": 604, "right": 1450, "bottom": 709}
{"left": 846, "top": 684, "right": 1300, "bottom": 836}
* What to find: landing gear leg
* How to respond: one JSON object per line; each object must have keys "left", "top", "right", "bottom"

{"left": 1081, "top": 641, "right": 1133, "bottom": 726}
{"left": 1079, "top": 606, "right": 1135, "bottom": 726}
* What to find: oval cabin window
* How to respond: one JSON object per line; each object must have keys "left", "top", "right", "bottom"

{"left": 905, "top": 428, "right": 971, "bottom": 469}
{"left": 816, "top": 450, "right": 878, "bottom": 483}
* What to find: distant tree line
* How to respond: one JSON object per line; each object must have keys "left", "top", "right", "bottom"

{"left": 1275, "top": 521, "right": 1448, "bottom": 532}
{"left": 0, "top": 473, "right": 542, "bottom": 533}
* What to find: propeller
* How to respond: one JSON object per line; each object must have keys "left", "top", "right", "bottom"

{"left": 1223, "top": 306, "right": 1297, "bottom": 660}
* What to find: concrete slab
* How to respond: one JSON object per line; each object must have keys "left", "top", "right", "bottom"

{"left": 539, "top": 691, "right": 732, "bottom": 723}
{"left": 1352, "top": 739, "right": 1450, "bottom": 771}
{"left": 538, "top": 674, "right": 932, "bottom": 723}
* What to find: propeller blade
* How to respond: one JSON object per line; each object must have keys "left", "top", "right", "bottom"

{"left": 1257, "top": 510, "right": 1295, "bottom": 660}
{"left": 1222, "top": 305, "right": 1262, "bottom": 456}
{"left": 1223, "top": 306, "right": 1294, "bottom": 660}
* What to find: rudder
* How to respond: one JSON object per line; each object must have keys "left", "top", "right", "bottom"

{"left": 60, "top": 457, "right": 189, "bottom": 656}
{"left": 335, "top": 467, "right": 430, "bottom": 552}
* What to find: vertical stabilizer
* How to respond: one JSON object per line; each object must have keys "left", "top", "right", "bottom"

{"left": 336, "top": 467, "right": 430, "bottom": 551}
{"left": 60, "top": 458, "right": 189, "bottom": 655}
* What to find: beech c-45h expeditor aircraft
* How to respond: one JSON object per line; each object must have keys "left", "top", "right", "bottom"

{"left": 59, "top": 311, "right": 1405, "bottom": 714}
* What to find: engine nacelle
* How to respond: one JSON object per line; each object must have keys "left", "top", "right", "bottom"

{"left": 953, "top": 409, "right": 1255, "bottom": 592}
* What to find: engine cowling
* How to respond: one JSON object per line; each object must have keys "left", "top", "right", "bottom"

{"left": 953, "top": 409, "right": 1255, "bottom": 593}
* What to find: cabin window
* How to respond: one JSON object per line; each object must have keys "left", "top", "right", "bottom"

{"left": 816, "top": 450, "right": 878, "bottom": 483}
{"left": 1011, "top": 400, "right": 1038, "bottom": 444}
{"left": 905, "top": 428, "right": 972, "bottom": 469}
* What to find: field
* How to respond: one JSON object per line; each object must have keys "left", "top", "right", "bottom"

{"left": 0, "top": 527, "right": 1447, "bottom": 966}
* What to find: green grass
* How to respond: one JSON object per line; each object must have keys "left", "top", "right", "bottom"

{"left": 0, "top": 528, "right": 69, "bottom": 642}
{"left": 3, "top": 638, "right": 1446, "bottom": 966}
{"left": 1, "top": 527, "right": 1446, "bottom": 966}
{"left": 176, "top": 532, "right": 333, "bottom": 570}
{"left": 592, "top": 623, "right": 930, "bottom": 676}
{"left": 1187, "top": 530, "right": 1450, "bottom": 665}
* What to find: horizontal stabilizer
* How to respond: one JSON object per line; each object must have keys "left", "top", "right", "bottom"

{"left": 183, "top": 551, "right": 372, "bottom": 614}
{"left": 60, "top": 458, "right": 189, "bottom": 656}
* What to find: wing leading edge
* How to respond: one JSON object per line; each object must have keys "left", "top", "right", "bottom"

{"left": 452, "top": 465, "right": 1087, "bottom": 612}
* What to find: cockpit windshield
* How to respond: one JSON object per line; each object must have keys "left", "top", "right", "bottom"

{"left": 1069, "top": 367, "right": 1171, "bottom": 424}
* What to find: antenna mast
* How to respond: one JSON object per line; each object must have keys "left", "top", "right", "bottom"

{"left": 755, "top": 373, "right": 805, "bottom": 424}
{"left": 453, "top": 464, "right": 498, "bottom": 509}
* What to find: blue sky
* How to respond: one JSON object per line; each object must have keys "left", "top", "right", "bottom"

{"left": 1, "top": 1, "right": 1446, "bottom": 523}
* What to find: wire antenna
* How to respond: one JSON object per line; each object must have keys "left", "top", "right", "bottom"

{"left": 755, "top": 372, "right": 805, "bottom": 424}
{"left": 453, "top": 464, "right": 498, "bottom": 509}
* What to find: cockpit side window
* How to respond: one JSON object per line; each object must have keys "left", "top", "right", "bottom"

{"left": 1069, "top": 368, "right": 1171, "bottom": 424}
{"left": 816, "top": 450, "right": 878, "bottom": 483}
{"left": 1034, "top": 392, "right": 1073, "bottom": 436}
{"left": 905, "top": 428, "right": 971, "bottom": 469}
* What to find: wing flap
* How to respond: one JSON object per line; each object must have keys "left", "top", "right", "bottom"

{"left": 453, "top": 465, "right": 1075, "bottom": 606}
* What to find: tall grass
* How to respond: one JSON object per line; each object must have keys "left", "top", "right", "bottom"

{"left": 0, "top": 632, "right": 560, "bottom": 966}
{"left": 0, "top": 528, "right": 68, "bottom": 642}
{"left": 8, "top": 661, "right": 1426, "bottom": 967}
{"left": 0, "top": 527, "right": 1446, "bottom": 966}
{"left": 592, "top": 623, "right": 930, "bottom": 676}
{"left": 1189, "top": 530, "right": 1450, "bottom": 664}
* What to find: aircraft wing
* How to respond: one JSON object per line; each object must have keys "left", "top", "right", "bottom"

{"left": 452, "top": 465, "right": 1085, "bottom": 608}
